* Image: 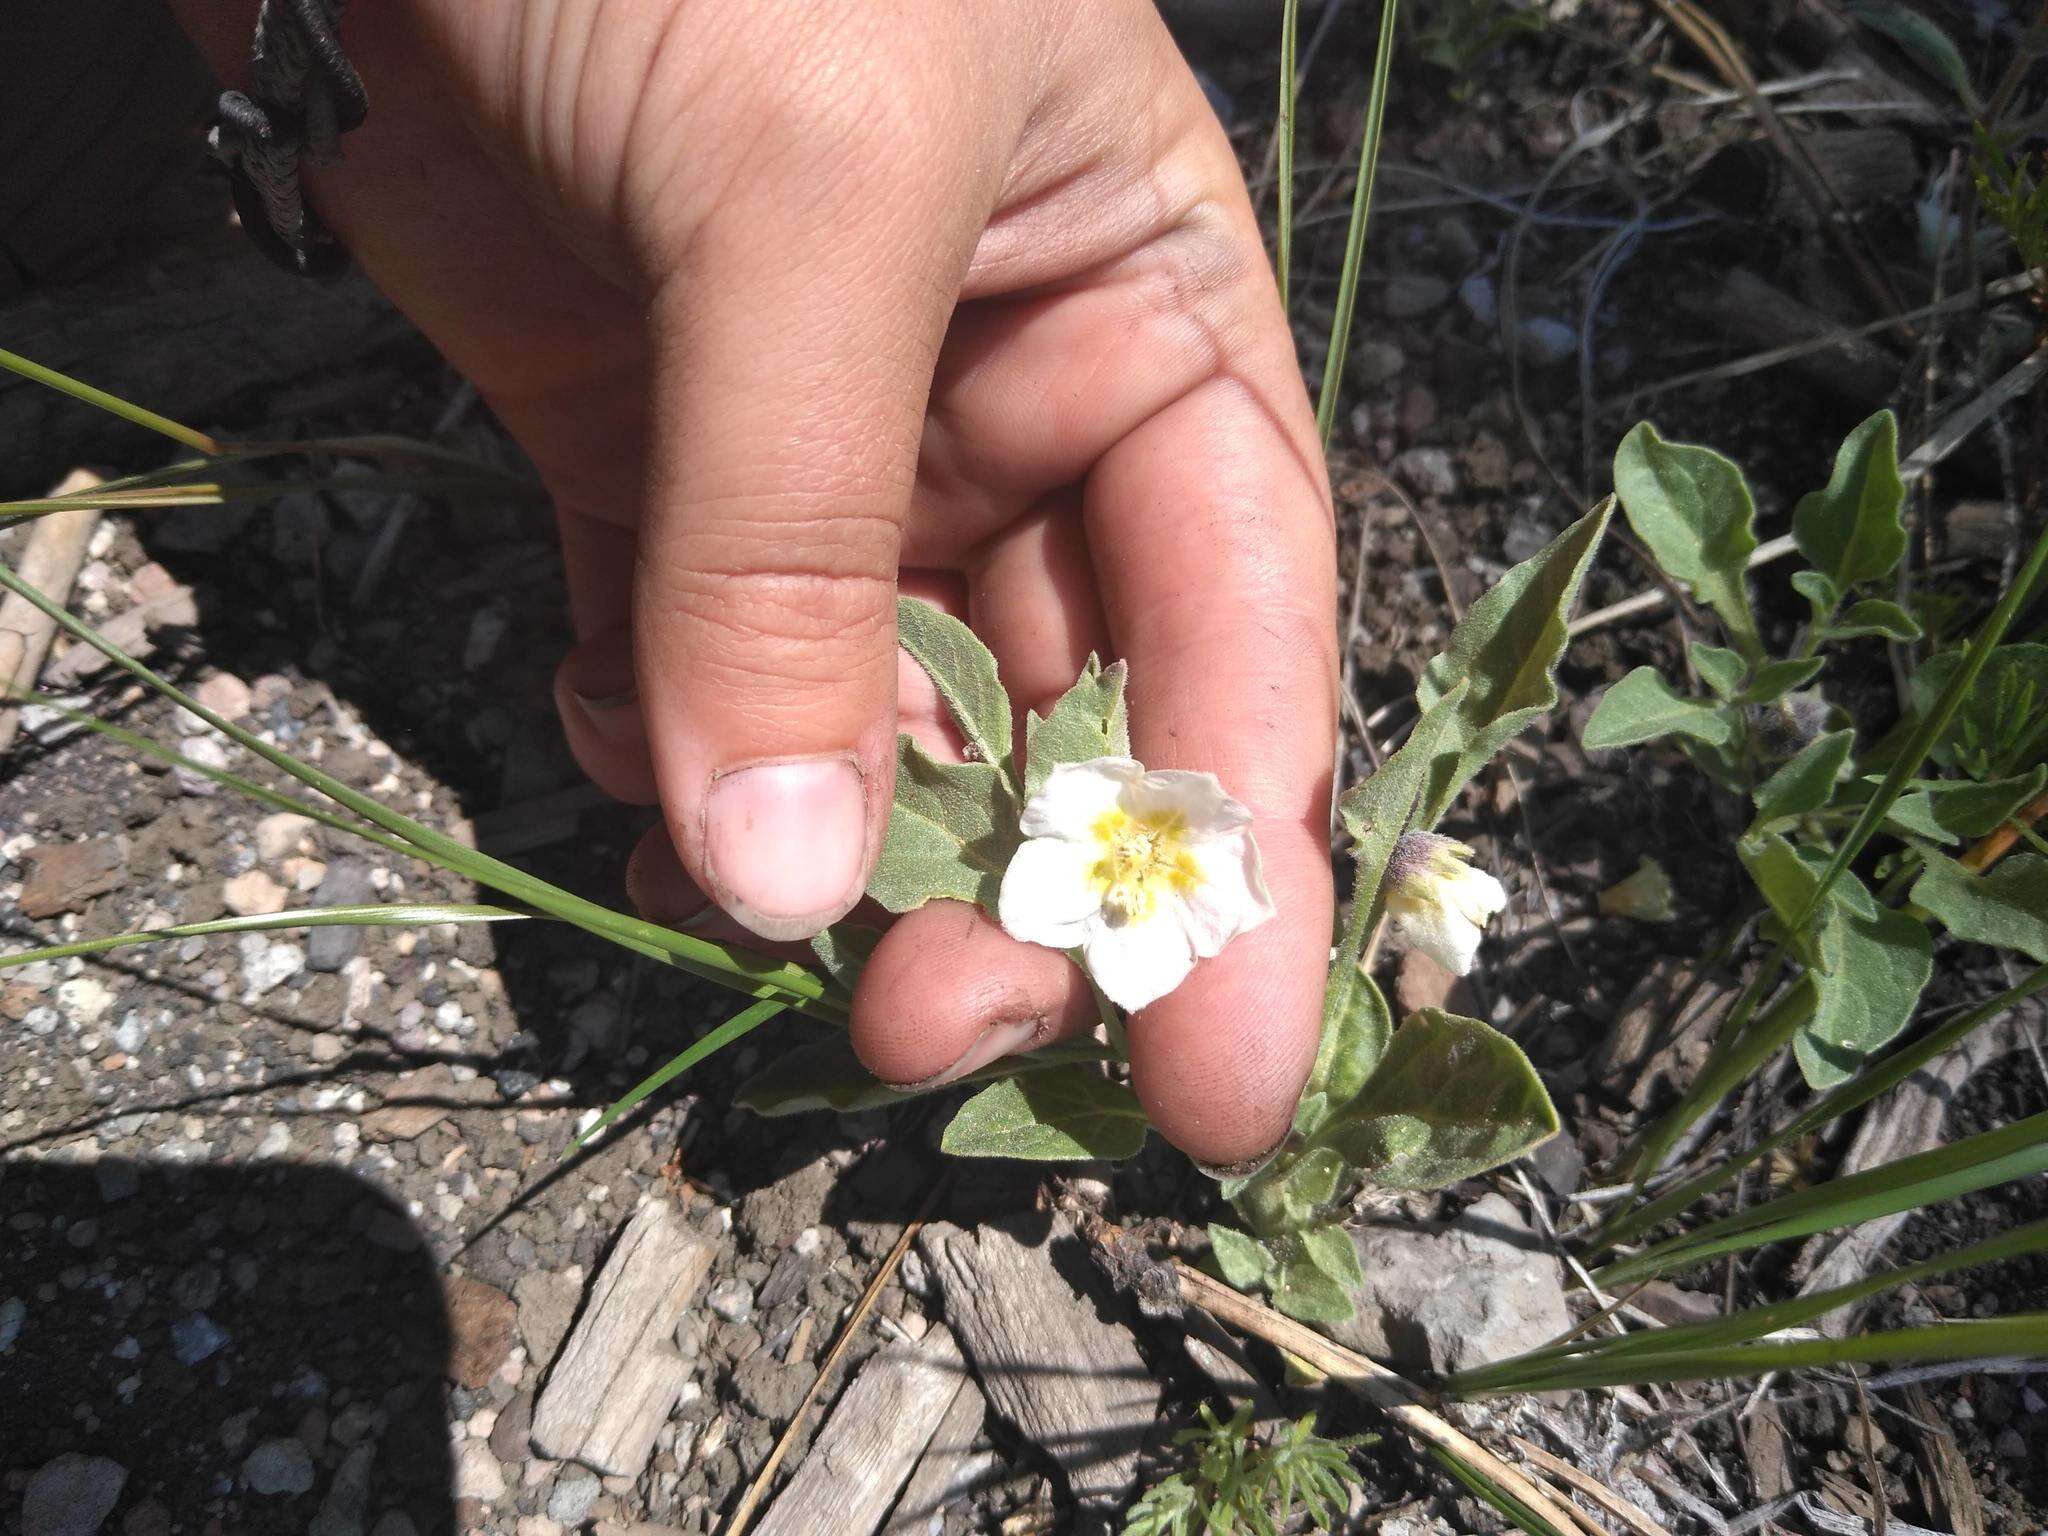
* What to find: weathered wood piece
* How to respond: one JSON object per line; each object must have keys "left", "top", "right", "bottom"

{"left": 920, "top": 1212, "right": 1160, "bottom": 1525}
{"left": 1689, "top": 269, "right": 1902, "bottom": 408}
{"left": 883, "top": 1370, "right": 991, "bottom": 1535}
{"left": 0, "top": 471, "right": 101, "bottom": 751}
{"left": 754, "top": 1324, "right": 967, "bottom": 1536}
{"left": 529, "top": 1199, "right": 714, "bottom": 1476}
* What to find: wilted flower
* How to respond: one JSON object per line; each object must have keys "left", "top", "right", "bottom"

{"left": 1386, "top": 831, "right": 1507, "bottom": 976}
{"left": 1598, "top": 856, "right": 1676, "bottom": 922}
{"left": 998, "top": 758, "right": 1275, "bottom": 1012}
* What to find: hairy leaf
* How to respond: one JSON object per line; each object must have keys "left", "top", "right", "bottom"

{"left": 1413, "top": 498, "right": 1612, "bottom": 821}
{"left": 1910, "top": 643, "right": 2048, "bottom": 777}
{"left": 1736, "top": 656, "right": 1825, "bottom": 705}
{"left": 809, "top": 923, "right": 883, "bottom": 992}
{"left": 1792, "top": 410, "right": 1908, "bottom": 593}
{"left": 1023, "top": 655, "right": 1130, "bottom": 800}
{"left": 1613, "top": 423, "right": 1761, "bottom": 657}
{"left": 1208, "top": 1224, "right": 1276, "bottom": 1289}
{"left": 1825, "top": 597, "right": 1922, "bottom": 642}
{"left": 1278, "top": 1147, "right": 1347, "bottom": 1227}
{"left": 1690, "top": 643, "right": 1747, "bottom": 700}
{"left": 1916, "top": 764, "right": 2048, "bottom": 838}
{"left": 1271, "top": 1255, "right": 1356, "bottom": 1324}
{"left": 736, "top": 1033, "right": 927, "bottom": 1117}
{"left": 940, "top": 1065, "right": 1149, "bottom": 1160}
{"left": 1913, "top": 853, "right": 2048, "bottom": 962}
{"left": 1751, "top": 729, "right": 1853, "bottom": 830}
{"left": 1852, "top": 1, "right": 1979, "bottom": 109}
{"left": 1303, "top": 970, "right": 1393, "bottom": 1131}
{"left": 1582, "top": 666, "right": 1737, "bottom": 750}
{"left": 1320, "top": 1010, "right": 1559, "bottom": 1191}
{"left": 896, "top": 596, "right": 1016, "bottom": 791}
{"left": 1798, "top": 901, "right": 1934, "bottom": 1088}
{"left": 867, "top": 736, "right": 1018, "bottom": 915}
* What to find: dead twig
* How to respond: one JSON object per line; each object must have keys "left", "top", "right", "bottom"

{"left": 0, "top": 470, "right": 104, "bottom": 753}
{"left": 1509, "top": 1435, "right": 1675, "bottom": 1536}
{"left": 723, "top": 1174, "right": 951, "bottom": 1536}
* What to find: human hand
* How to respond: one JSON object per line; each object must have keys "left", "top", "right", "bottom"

{"left": 172, "top": 0, "right": 1337, "bottom": 1168}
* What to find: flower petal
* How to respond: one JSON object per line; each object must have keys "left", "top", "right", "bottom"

{"left": 998, "top": 836, "right": 1104, "bottom": 950}
{"left": 1020, "top": 758, "right": 1143, "bottom": 840}
{"left": 1125, "top": 767, "right": 1253, "bottom": 836}
{"left": 1083, "top": 911, "right": 1198, "bottom": 1013}
{"left": 1445, "top": 865, "right": 1509, "bottom": 928}
{"left": 1178, "top": 827, "right": 1277, "bottom": 958}
{"left": 1390, "top": 895, "right": 1485, "bottom": 975}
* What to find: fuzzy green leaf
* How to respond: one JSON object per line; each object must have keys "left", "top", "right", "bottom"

{"left": 1278, "top": 1147, "right": 1347, "bottom": 1227}
{"left": 868, "top": 736, "right": 1018, "bottom": 915}
{"left": 1852, "top": 2, "right": 1979, "bottom": 109}
{"left": 736, "top": 1033, "right": 926, "bottom": 1117}
{"left": 940, "top": 1065, "right": 1148, "bottom": 1161}
{"left": 1798, "top": 901, "right": 1934, "bottom": 1088}
{"left": 1023, "top": 655, "right": 1130, "bottom": 800}
{"left": 1413, "top": 499, "right": 1612, "bottom": 821}
{"left": 1882, "top": 791, "right": 1960, "bottom": 845}
{"left": 809, "top": 923, "right": 883, "bottom": 993}
{"left": 1582, "top": 666, "right": 1736, "bottom": 750}
{"left": 1791, "top": 570, "right": 1838, "bottom": 624}
{"left": 1303, "top": 970, "right": 1393, "bottom": 1130}
{"left": 1613, "top": 423, "right": 1761, "bottom": 657}
{"left": 1913, "top": 853, "right": 2048, "bottom": 963}
{"left": 1825, "top": 597, "right": 1922, "bottom": 642}
{"left": 1299, "top": 1222, "right": 1365, "bottom": 1292}
{"left": 1271, "top": 1256, "right": 1356, "bottom": 1324}
{"left": 1738, "top": 831, "right": 1830, "bottom": 942}
{"left": 1690, "top": 643, "right": 1747, "bottom": 700}
{"left": 1320, "top": 1010, "right": 1559, "bottom": 1191}
{"left": 1751, "top": 729, "right": 1854, "bottom": 830}
{"left": 1917, "top": 765, "right": 2048, "bottom": 838}
{"left": 1208, "top": 1224, "right": 1276, "bottom": 1289}
{"left": 1793, "top": 410, "right": 1908, "bottom": 593}
{"left": 1736, "top": 656, "right": 1825, "bottom": 705}
{"left": 896, "top": 597, "right": 1016, "bottom": 789}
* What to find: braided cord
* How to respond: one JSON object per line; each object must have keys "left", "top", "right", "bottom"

{"left": 208, "top": 0, "right": 367, "bottom": 278}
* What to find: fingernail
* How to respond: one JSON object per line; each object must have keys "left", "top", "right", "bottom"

{"left": 703, "top": 754, "right": 868, "bottom": 941}
{"left": 1196, "top": 1136, "right": 1289, "bottom": 1183}
{"left": 626, "top": 836, "right": 711, "bottom": 927}
{"left": 921, "top": 1015, "right": 1047, "bottom": 1088}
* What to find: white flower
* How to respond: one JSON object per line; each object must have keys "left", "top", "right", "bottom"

{"left": 1386, "top": 831, "right": 1507, "bottom": 976}
{"left": 998, "top": 758, "right": 1275, "bottom": 1012}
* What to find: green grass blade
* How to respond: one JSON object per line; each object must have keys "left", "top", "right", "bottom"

{"left": 1455, "top": 1219, "right": 2048, "bottom": 1392}
{"left": 1598, "top": 964, "right": 2048, "bottom": 1251}
{"left": 1424, "top": 1448, "right": 1574, "bottom": 1536}
{"left": 0, "top": 348, "right": 220, "bottom": 455}
{"left": 1, "top": 475, "right": 536, "bottom": 524}
{"left": 1276, "top": 0, "right": 1299, "bottom": 315}
{"left": 1313, "top": 0, "right": 1401, "bottom": 449}
{"left": 1453, "top": 1317, "right": 2048, "bottom": 1396}
{"left": 0, "top": 557, "right": 840, "bottom": 1019}
{"left": 564, "top": 997, "right": 787, "bottom": 1155}
{"left": 3, "top": 904, "right": 527, "bottom": 970}
{"left": 1597, "top": 1109, "right": 2048, "bottom": 1288}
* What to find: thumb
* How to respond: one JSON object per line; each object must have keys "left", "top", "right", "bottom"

{"left": 633, "top": 155, "right": 983, "bottom": 942}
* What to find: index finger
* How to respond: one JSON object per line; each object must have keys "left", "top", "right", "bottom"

{"left": 1085, "top": 274, "right": 1338, "bottom": 1170}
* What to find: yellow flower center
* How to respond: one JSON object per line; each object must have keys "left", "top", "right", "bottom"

{"left": 1089, "top": 806, "right": 1202, "bottom": 924}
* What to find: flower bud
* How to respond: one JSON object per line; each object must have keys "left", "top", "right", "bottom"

{"left": 1598, "top": 856, "right": 1676, "bottom": 922}
{"left": 1385, "top": 831, "right": 1508, "bottom": 976}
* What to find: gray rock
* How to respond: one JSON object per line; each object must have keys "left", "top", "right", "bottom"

{"left": 367, "top": 1516, "right": 419, "bottom": 1536}
{"left": 547, "top": 1467, "right": 602, "bottom": 1526}
{"left": 1515, "top": 317, "right": 1577, "bottom": 366}
{"left": 1392, "top": 448, "right": 1458, "bottom": 499}
{"left": 452, "top": 1440, "right": 506, "bottom": 1501}
{"left": 705, "top": 1278, "right": 753, "bottom": 1325}
{"left": 489, "top": 1389, "right": 534, "bottom": 1463}
{"left": 1383, "top": 273, "right": 1450, "bottom": 319}
{"left": 169, "top": 1313, "right": 229, "bottom": 1365}
{"left": 1329, "top": 1194, "right": 1569, "bottom": 1377}
{"left": 1353, "top": 341, "right": 1405, "bottom": 387}
{"left": 308, "top": 1443, "right": 376, "bottom": 1536}
{"left": 21, "top": 1453, "right": 126, "bottom": 1536}
{"left": 244, "top": 1436, "right": 316, "bottom": 1496}
{"left": 0, "top": 1295, "right": 24, "bottom": 1351}
{"left": 307, "top": 859, "right": 377, "bottom": 972}
{"left": 1458, "top": 273, "right": 1497, "bottom": 326}
{"left": 513, "top": 1269, "right": 584, "bottom": 1370}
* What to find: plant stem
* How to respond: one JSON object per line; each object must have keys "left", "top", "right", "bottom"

{"left": 1313, "top": 0, "right": 1401, "bottom": 449}
{"left": 1275, "top": 0, "right": 1299, "bottom": 315}
{"left": 0, "top": 347, "right": 220, "bottom": 456}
